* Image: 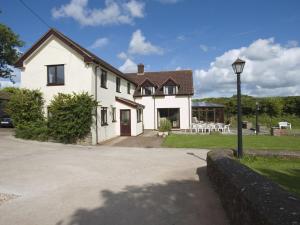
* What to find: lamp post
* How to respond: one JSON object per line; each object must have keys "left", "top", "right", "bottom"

{"left": 232, "top": 58, "right": 246, "bottom": 158}
{"left": 256, "top": 102, "right": 260, "bottom": 135}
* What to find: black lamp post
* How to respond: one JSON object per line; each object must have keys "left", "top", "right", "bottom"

{"left": 256, "top": 102, "right": 260, "bottom": 135}
{"left": 232, "top": 58, "right": 246, "bottom": 158}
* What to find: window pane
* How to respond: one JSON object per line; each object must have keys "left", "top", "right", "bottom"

{"left": 101, "top": 70, "right": 107, "bottom": 88}
{"left": 56, "top": 65, "right": 64, "bottom": 84}
{"left": 144, "top": 86, "right": 152, "bottom": 95}
{"left": 48, "top": 66, "right": 56, "bottom": 84}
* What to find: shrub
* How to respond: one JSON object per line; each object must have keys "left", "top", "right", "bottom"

{"left": 48, "top": 92, "right": 97, "bottom": 143}
{"left": 15, "top": 121, "right": 48, "bottom": 141}
{"left": 159, "top": 119, "right": 172, "bottom": 132}
{"left": 5, "top": 88, "right": 45, "bottom": 126}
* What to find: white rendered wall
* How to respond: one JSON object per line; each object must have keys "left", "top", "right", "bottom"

{"left": 93, "top": 65, "right": 138, "bottom": 142}
{"left": 21, "top": 36, "right": 93, "bottom": 106}
{"left": 134, "top": 96, "right": 155, "bottom": 129}
{"left": 135, "top": 95, "right": 192, "bottom": 130}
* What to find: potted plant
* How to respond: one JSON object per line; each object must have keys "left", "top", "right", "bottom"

{"left": 158, "top": 119, "right": 172, "bottom": 137}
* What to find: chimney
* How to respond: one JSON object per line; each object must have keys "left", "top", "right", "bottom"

{"left": 137, "top": 63, "right": 144, "bottom": 75}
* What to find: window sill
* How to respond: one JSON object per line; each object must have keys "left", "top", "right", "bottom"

{"left": 47, "top": 83, "right": 64, "bottom": 86}
{"left": 101, "top": 123, "right": 108, "bottom": 126}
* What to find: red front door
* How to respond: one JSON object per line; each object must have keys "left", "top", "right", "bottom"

{"left": 120, "top": 109, "right": 131, "bottom": 136}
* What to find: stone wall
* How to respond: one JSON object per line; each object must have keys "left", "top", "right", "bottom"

{"left": 205, "top": 150, "right": 300, "bottom": 225}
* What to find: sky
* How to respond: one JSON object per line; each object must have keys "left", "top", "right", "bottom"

{"left": 1, "top": 0, "right": 300, "bottom": 98}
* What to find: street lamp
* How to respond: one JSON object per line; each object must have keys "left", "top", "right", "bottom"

{"left": 232, "top": 58, "right": 246, "bottom": 158}
{"left": 256, "top": 102, "right": 260, "bottom": 135}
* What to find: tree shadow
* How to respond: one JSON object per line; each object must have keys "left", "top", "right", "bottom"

{"left": 56, "top": 167, "right": 227, "bottom": 225}
{"left": 258, "top": 168, "right": 300, "bottom": 197}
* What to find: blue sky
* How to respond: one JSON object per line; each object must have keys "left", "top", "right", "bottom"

{"left": 1, "top": 0, "right": 300, "bottom": 97}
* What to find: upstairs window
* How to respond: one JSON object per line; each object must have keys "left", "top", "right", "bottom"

{"left": 101, "top": 70, "right": 107, "bottom": 88}
{"left": 116, "top": 77, "right": 121, "bottom": 92}
{"left": 142, "top": 86, "right": 154, "bottom": 96}
{"left": 127, "top": 82, "right": 130, "bottom": 94}
{"left": 164, "top": 85, "right": 177, "bottom": 95}
{"left": 47, "top": 65, "right": 64, "bottom": 85}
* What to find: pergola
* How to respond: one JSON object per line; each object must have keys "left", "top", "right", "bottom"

{"left": 192, "top": 102, "right": 225, "bottom": 123}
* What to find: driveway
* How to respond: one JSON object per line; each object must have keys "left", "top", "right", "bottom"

{"left": 0, "top": 128, "right": 228, "bottom": 225}
{"left": 102, "top": 130, "right": 164, "bottom": 148}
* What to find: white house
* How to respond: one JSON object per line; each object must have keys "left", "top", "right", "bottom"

{"left": 15, "top": 28, "right": 194, "bottom": 144}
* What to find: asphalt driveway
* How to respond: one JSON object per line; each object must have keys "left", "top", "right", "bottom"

{"left": 0, "top": 129, "right": 228, "bottom": 225}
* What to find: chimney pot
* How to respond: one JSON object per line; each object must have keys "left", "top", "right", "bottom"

{"left": 137, "top": 63, "right": 144, "bottom": 75}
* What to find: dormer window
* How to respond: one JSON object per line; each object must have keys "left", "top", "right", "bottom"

{"left": 164, "top": 85, "right": 178, "bottom": 95}
{"left": 142, "top": 86, "right": 155, "bottom": 95}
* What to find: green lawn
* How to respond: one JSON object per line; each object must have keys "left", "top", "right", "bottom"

{"left": 163, "top": 134, "right": 300, "bottom": 151}
{"left": 241, "top": 156, "right": 300, "bottom": 197}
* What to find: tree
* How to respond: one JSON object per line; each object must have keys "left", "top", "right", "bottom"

{"left": 0, "top": 23, "right": 24, "bottom": 80}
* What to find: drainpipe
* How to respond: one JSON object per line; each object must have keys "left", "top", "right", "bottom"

{"left": 153, "top": 95, "right": 156, "bottom": 130}
{"left": 188, "top": 95, "right": 191, "bottom": 129}
{"left": 94, "top": 66, "right": 99, "bottom": 144}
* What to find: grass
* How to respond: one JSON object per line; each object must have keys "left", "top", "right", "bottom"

{"left": 241, "top": 156, "right": 300, "bottom": 197}
{"left": 163, "top": 134, "right": 300, "bottom": 151}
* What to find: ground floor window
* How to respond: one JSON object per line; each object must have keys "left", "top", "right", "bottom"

{"left": 101, "top": 107, "right": 108, "bottom": 126}
{"left": 157, "top": 108, "right": 180, "bottom": 128}
{"left": 137, "top": 108, "right": 143, "bottom": 122}
{"left": 112, "top": 107, "right": 116, "bottom": 122}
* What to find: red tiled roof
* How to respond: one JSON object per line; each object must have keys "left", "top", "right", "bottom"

{"left": 125, "top": 70, "right": 194, "bottom": 97}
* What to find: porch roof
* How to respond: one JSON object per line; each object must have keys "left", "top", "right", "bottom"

{"left": 115, "top": 97, "right": 145, "bottom": 109}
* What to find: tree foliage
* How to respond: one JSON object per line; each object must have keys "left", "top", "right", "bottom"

{"left": 195, "top": 95, "right": 300, "bottom": 118}
{"left": 48, "top": 92, "right": 97, "bottom": 143}
{"left": 0, "top": 23, "right": 24, "bottom": 79}
{"left": 5, "top": 88, "right": 45, "bottom": 126}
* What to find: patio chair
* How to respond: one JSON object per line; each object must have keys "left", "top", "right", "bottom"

{"left": 224, "top": 124, "right": 231, "bottom": 133}
{"left": 278, "top": 121, "right": 291, "bottom": 129}
{"left": 192, "top": 117, "right": 199, "bottom": 123}
{"left": 191, "top": 123, "right": 198, "bottom": 133}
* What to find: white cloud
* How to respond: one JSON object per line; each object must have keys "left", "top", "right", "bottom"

{"left": 200, "top": 44, "right": 209, "bottom": 52}
{"left": 175, "top": 66, "right": 182, "bottom": 70}
{"left": 124, "top": 0, "right": 144, "bottom": 18}
{"left": 117, "top": 51, "right": 128, "bottom": 60}
{"left": 89, "top": 37, "right": 109, "bottom": 49}
{"left": 199, "top": 44, "right": 216, "bottom": 52}
{"left": 119, "top": 58, "right": 137, "bottom": 73}
{"left": 128, "top": 29, "right": 163, "bottom": 55}
{"left": 157, "top": 0, "right": 182, "bottom": 4}
{"left": 52, "top": 0, "right": 145, "bottom": 26}
{"left": 194, "top": 38, "right": 300, "bottom": 98}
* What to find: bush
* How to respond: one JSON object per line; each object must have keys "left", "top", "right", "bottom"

{"left": 5, "top": 88, "right": 45, "bottom": 126}
{"left": 159, "top": 119, "right": 172, "bottom": 132}
{"left": 15, "top": 121, "right": 48, "bottom": 141}
{"left": 48, "top": 92, "right": 97, "bottom": 143}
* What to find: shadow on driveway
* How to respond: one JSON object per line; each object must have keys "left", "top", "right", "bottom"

{"left": 56, "top": 167, "right": 228, "bottom": 225}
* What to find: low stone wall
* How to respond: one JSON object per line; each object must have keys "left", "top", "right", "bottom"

{"left": 205, "top": 150, "right": 300, "bottom": 225}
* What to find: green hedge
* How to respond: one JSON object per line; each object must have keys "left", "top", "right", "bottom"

{"left": 15, "top": 121, "right": 48, "bottom": 141}
{"left": 48, "top": 92, "right": 97, "bottom": 143}
{"left": 5, "top": 88, "right": 45, "bottom": 126}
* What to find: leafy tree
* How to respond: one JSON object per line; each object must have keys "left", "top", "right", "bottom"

{"left": 0, "top": 23, "right": 24, "bottom": 80}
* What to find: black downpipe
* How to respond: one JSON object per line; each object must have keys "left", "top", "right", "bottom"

{"left": 95, "top": 66, "right": 98, "bottom": 144}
